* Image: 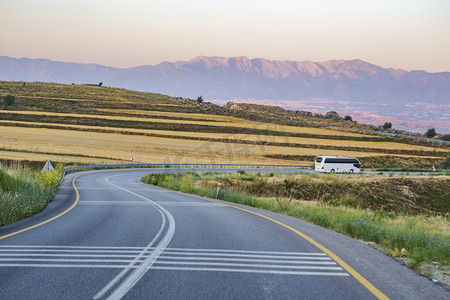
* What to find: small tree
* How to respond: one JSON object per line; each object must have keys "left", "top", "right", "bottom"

{"left": 3, "top": 94, "right": 15, "bottom": 106}
{"left": 343, "top": 115, "right": 353, "bottom": 121}
{"left": 98, "top": 82, "right": 103, "bottom": 86}
{"left": 383, "top": 122, "right": 392, "bottom": 130}
{"left": 440, "top": 152, "right": 450, "bottom": 169}
{"left": 425, "top": 128, "right": 436, "bottom": 138}
{"left": 196, "top": 96, "right": 204, "bottom": 103}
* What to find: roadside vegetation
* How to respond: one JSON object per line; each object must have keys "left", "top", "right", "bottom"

{"left": 0, "top": 163, "right": 63, "bottom": 226}
{"left": 142, "top": 171, "right": 450, "bottom": 280}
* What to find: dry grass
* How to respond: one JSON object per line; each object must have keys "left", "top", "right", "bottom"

{"left": 95, "top": 108, "right": 238, "bottom": 121}
{"left": 1, "top": 126, "right": 440, "bottom": 166}
{"left": 0, "top": 126, "right": 300, "bottom": 165}
{"left": 17, "top": 96, "right": 185, "bottom": 106}
{"left": 1, "top": 120, "right": 445, "bottom": 154}
{"left": 269, "top": 173, "right": 449, "bottom": 184}
{"left": 17, "top": 95, "right": 98, "bottom": 102}
{"left": 0, "top": 110, "right": 370, "bottom": 137}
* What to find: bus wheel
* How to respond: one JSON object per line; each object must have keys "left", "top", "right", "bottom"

{"left": 330, "top": 169, "right": 335, "bottom": 173}
{"left": 350, "top": 169, "right": 354, "bottom": 174}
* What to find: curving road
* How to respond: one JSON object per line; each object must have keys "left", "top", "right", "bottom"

{"left": 0, "top": 169, "right": 448, "bottom": 299}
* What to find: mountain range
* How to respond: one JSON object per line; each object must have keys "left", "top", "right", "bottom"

{"left": 1, "top": 55, "right": 449, "bottom": 132}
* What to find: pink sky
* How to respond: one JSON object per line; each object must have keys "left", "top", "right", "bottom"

{"left": 1, "top": 0, "right": 449, "bottom": 72}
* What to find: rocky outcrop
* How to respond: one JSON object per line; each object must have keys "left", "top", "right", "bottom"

{"left": 295, "top": 110, "right": 313, "bottom": 117}
{"left": 324, "top": 111, "right": 341, "bottom": 119}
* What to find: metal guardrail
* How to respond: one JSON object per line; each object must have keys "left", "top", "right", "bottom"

{"left": 62, "top": 163, "right": 312, "bottom": 178}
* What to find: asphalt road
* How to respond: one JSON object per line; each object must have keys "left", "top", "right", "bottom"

{"left": 0, "top": 169, "right": 448, "bottom": 299}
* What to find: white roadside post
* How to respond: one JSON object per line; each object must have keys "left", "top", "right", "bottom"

{"left": 215, "top": 183, "right": 221, "bottom": 198}
{"left": 131, "top": 157, "right": 135, "bottom": 164}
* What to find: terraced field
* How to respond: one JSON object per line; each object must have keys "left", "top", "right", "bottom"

{"left": 0, "top": 81, "right": 448, "bottom": 168}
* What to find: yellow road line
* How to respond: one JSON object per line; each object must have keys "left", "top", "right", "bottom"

{"left": 139, "top": 180, "right": 389, "bottom": 300}
{"left": 0, "top": 174, "right": 81, "bottom": 240}
{"left": 206, "top": 199, "right": 389, "bottom": 300}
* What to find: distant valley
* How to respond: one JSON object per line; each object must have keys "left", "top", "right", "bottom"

{"left": 1, "top": 55, "right": 449, "bottom": 133}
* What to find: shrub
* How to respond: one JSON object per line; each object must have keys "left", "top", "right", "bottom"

{"left": 383, "top": 122, "right": 392, "bottom": 129}
{"left": 440, "top": 152, "right": 450, "bottom": 170}
{"left": 344, "top": 115, "right": 353, "bottom": 121}
{"left": 425, "top": 128, "right": 436, "bottom": 138}
{"left": 181, "top": 174, "right": 194, "bottom": 193}
{"left": 3, "top": 94, "right": 15, "bottom": 106}
{"left": 440, "top": 134, "right": 450, "bottom": 141}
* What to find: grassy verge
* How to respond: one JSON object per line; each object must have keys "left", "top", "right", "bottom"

{"left": 142, "top": 171, "right": 449, "bottom": 279}
{"left": 0, "top": 164, "right": 63, "bottom": 226}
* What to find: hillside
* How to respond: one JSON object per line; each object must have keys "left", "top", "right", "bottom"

{"left": 1, "top": 56, "right": 449, "bottom": 134}
{"left": 0, "top": 81, "right": 448, "bottom": 169}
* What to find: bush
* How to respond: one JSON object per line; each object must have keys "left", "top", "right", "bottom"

{"left": 440, "top": 152, "right": 450, "bottom": 170}
{"left": 425, "top": 128, "right": 436, "bottom": 138}
{"left": 383, "top": 122, "right": 392, "bottom": 129}
{"left": 3, "top": 94, "right": 15, "bottom": 106}
{"left": 181, "top": 174, "right": 194, "bottom": 193}
{"left": 344, "top": 115, "right": 353, "bottom": 121}
{"left": 439, "top": 134, "right": 450, "bottom": 141}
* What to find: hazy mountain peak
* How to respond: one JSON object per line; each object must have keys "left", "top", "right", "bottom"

{"left": 183, "top": 56, "right": 405, "bottom": 79}
{"left": 0, "top": 54, "right": 448, "bottom": 104}
{"left": 191, "top": 55, "right": 227, "bottom": 65}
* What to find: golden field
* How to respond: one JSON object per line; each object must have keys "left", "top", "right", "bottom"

{"left": 1, "top": 120, "right": 445, "bottom": 153}
{"left": 0, "top": 81, "right": 447, "bottom": 168}
{"left": 0, "top": 126, "right": 442, "bottom": 166}
{"left": 0, "top": 109, "right": 370, "bottom": 137}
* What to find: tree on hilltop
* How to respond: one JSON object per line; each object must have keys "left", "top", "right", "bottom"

{"left": 196, "top": 96, "right": 204, "bottom": 103}
{"left": 383, "top": 122, "right": 392, "bottom": 130}
{"left": 425, "top": 128, "right": 436, "bottom": 138}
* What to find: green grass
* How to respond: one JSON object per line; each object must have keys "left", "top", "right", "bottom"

{"left": 291, "top": 206, "right": 449, "bottom": 268}
{"left": 0, "top": 164, "right": 63, "bottom": 226}
{"left": 142, "top": 171, "right": 450, "bottom": 272}
{"left": 183, "top": 171, "right": 450, "bottom": 215}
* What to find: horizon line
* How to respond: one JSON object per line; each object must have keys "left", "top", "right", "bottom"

{"left": 2, "top": 55, "right": 448, "bottom": 74}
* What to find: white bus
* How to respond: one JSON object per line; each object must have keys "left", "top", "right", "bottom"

{"left": 315, "top": 156, "right": 362, "bottom": 173}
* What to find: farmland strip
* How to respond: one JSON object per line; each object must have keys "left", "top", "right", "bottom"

{"left": 0, "top": 121, "right": 445, "bottom": 157}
